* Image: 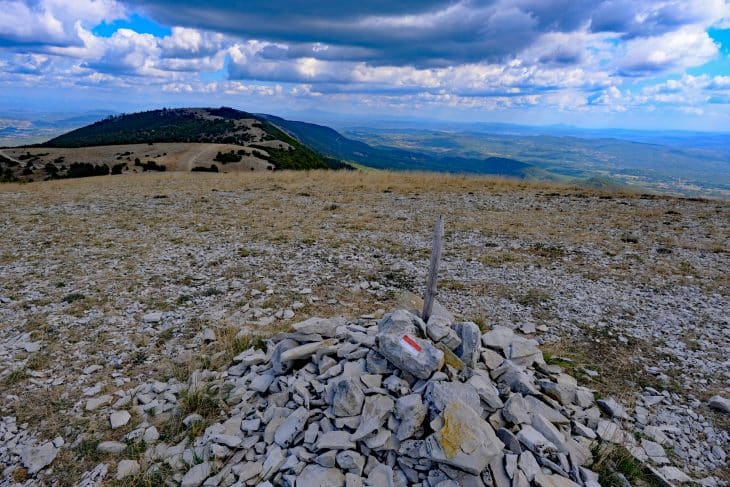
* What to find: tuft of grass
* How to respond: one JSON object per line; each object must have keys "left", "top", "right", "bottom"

{"left": 3, "top": 368, "right": 27, "bottom": 386}
{"left": 591, "top": 444, "right": 662, "bottom": 487}
{"left": 62, "top": 292, "right": 85, "bottom": 303}
{"left": 542, "top": 352, "right": 573, "bottom": 368}
{"left": 179, "top": 387, "right": 219, "bottom": 418}
{"left": 213, "top": 326, "right": 267, "bottom": 368}
{"left": 159, "top": 384, "right": 222, "bottom": 443}
{"left": 26, "top": 354, "right": 51, "bottom": 370}
{"left": 131, "top": 350, "right": 148, "bottom": 365}
{"left": 113, "top": 463, "right": 175, "bottom": 487}
{"left": 11, "top": 467, "right": 29, "bottom": 483}
{"left": 201, "top": 287, "right": 223, "bottom": 297}
{"left": 515, "top": 288, "right": 551, "bottom": 306}
{"left": 472, "top": 316, "right": 489, "bottom": 333}
{"left": 621, "top": 233, "right": 639, "bottom": 244}
{"left": 157, "top": 328, "right": 174, "bottom": 346}
{"left": 75, "top": 439, "right": 102, "bottom": 462}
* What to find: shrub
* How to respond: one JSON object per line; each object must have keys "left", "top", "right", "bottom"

{"left": 191, "top": 165, "right": 219, "bottom": 173}
{"left": 66, "top": 162, "right": 109, "bottom": 178}
{"left": 62, "top": 292, "right": 85, "bottom": 303}
{"left": 136, "top": 160, "right": 166, "bottom": 172}
{"left": 214, "top": 150, "right": 241, "bottom": 164}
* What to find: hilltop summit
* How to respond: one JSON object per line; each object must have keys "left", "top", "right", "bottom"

{"left": 40, "top": 107, "right": 345, "bottom": 171}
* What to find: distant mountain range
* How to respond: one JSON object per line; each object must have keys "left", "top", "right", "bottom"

{"left": 1, "top": 107, "right": 728, "bottom": 197}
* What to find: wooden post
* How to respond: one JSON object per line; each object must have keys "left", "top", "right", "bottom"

{"left": 422, "top": 215, "right": 444, "bottom": 322}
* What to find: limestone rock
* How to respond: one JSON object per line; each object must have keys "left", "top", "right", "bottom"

{"left": 377, "top": 310, "right": 444, "bottom": 379}
{"left": 97, "top": 441, "right": 127, "bottom": 454}
{"left": 293, "top": 316, "right": 346, "bottom": 337}
{"left": 317, "top": 431, "right": 356, "bottom": 450}
{"left": 20, "top": 441, "right": 59, "bottom": 475}
{"left": 109, "top": 410, "right": 131, "bottom": 429}
{"left": 297, "top": 464, "right": 346, "bottom": 486}
{"left": 116, "top": 459, "right": 140, "bottom": 480}
{"left": 181, "top": 462, "right": 211, "bottom": 487}
{"left": 274, "top": 406, "right": 310, "bottom": 448}
{"left": 395, "top": 394, "right": 426, "bottom": 440}
{"left": 350, "top": 395, "right": 394, "bottom": 441}
{"left": 425, "top": 381, "right": 482, "bottom": 416}
{"left": 534, "top": 474, "right": 581, "bottom": 487}
{"left": 424, "top": 399, "right": 504, "bottom": 475}
{"left": 708, "top": 395, "right": 730, "bottom": 414}
{"left": 332, "top": 378, "right": 365, "bottom": 417}
{"left": 453, "top": 322, "right": 481, "bottom": 367}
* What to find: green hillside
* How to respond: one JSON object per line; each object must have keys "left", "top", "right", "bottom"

{"left": 41, "top": 107, "right": 346, "bottom": 171}
{"left": 259, "top": 114, "right": 533, "bottom": 177}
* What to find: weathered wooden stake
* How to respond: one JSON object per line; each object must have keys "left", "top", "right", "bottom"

{"left": 422, "top": 215, "right": 444, "bottom": 322}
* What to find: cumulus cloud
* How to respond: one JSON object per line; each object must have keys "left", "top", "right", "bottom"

{"left": 0, "top": 0, "right": 124, "bottom": 46}
{"left": 159, "top": 27, "right": 225, "bottom": 58}
{"left": 619, "top": 26, "right": 719, "bottom": 75}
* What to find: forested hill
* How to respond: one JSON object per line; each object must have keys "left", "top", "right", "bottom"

{"left": 40, "top": 107, "right": 349, "bottom": 170}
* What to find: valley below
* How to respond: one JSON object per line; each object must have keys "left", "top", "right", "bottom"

{"left": 0, "top": 171, "right": 728, "bottom": 485}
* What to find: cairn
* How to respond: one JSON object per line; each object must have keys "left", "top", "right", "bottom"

{"left": 149, "top": 303, "right": 621, "bottom": 487}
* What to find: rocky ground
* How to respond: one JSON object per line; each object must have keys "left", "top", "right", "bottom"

{"left": 0, "top": 171, "right": 727, "bottom": 485}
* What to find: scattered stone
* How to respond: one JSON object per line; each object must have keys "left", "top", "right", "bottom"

{"left": 658, "top": 466, "right": 693, "bottom": 483}
{"left": 23, "top": 341, "right": 41, "bottom": 353}
{"left": 708, "top": 395, "right": 730, "bottom": 414}
{"left": 97, "top": 441, "right": 127, "bottom": 454}
{"left": 143, "top": 426, "right": 160, "bottom": 443}
{"left": 20, "top": 441, "right": 58, "bottom": 475}
{"left": 535, "top": 474, "right": 581, "bottom": 487}
{"left": 78, "top": 463, "right": 109, "bottom": 486}
{"left": 201, "top": 328, "right": 216, "bottom": 342}
{"left": 350, "top": 395, "right": 394, "bottom": 441}
{"left": 142, "top": 312, "right": 162, "bottom": 324}
{"left": 181, "top": 461, "right": 211, "bottom": 487}
{"left": 83, "top": 364, "right": 103, "bottom": 375}
{"left": 86, "top": 395, "right": 113, "bottom": 411}
{"left": 292, "top": 316, "right": 345, "bottom": 337}
{"left": 317, "top": 431, "right": 356, "bottom": 450}
{"left": 116, "top": 459, "right": 140, "bottom": 480}
{"left": 109, "top": 410, "right": 131, "bottom": 429}
{"left": 598, "top": 397, "right": 628, "bottom": 419}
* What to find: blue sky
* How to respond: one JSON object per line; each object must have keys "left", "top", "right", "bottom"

{"left": 1, "top": 0, "right": 729, "bottom": 130}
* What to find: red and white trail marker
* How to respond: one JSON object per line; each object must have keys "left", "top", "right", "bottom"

{"left": 400, "top": 335, "right": 423, "bottom": 356}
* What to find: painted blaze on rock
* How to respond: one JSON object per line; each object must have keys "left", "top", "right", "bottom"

{"left": 377, "top": 310, "right": 444, "bottom": 379}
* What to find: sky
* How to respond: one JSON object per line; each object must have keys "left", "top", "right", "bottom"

{"left": 1, "top": 0, "right": 730, "bottom": 131}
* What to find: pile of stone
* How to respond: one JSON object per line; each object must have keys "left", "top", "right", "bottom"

{"left": 146, "top": 305, "right": 625, "bottom": 487}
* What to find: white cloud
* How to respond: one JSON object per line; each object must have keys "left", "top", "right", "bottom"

{"left": 0, "top": 0, "right": 124, "bottom": 46}
{"left": 160, "top": 27, "right": 225, "bottom": 58}
{"left": 619, "top": 26, "right": 719, "bottom": 75}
